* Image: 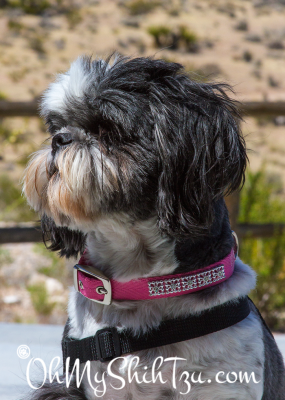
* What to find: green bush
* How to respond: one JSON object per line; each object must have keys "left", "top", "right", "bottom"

{"left": 0, "top": 92, "right": 7, "bottom": 100}
{"left": 7, "top": 0, "right": 51, "bottom": 14}
{"left": 0, "top": 247, "right": 12, "bottom": 267}
{"left": 239, "top": 169, "right": 285, "bottom": 331}
{"left": 148, "top": 25, "right": 199, "bottom": 52}
{"left": 148, "top": 25, "right": 173, "bottom": 48}
{"left": 7, "top": 18, "right": 25, "bottom": 33}
{"left": 0, "top": 174, "right": 36, "bottom": 222}
{"left": 66, "top": 7, "right": 82, "bottom": 29}
{"left": 28, "top": 34, "right": 46, "bottom": 55}
{"left": 179, "top": 25, "right": 199, "bottom": 52}
{"left": 34, "top": 243, "right": 66, "bottom": 282}
{"left": 27, "top": 283, "right": 56, "bottom": 316}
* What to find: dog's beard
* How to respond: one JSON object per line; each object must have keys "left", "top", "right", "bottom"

{"left": 23, "top": 142, "right": 119, "bottom": 228}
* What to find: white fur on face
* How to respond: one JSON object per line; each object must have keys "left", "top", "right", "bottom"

{"left": 24, "top": 56, "right": 121, "bottom": 230}
{"left": 23, "top": 147, "right": 51, "bottom": 213}
{"left": 23, "top": 136, "right": 118, "bottom": 228}
{"left": 41, "top": 58, "right": 89, "bottom": 116}
{"left": 41, "top": 57, "right": 111, "bottom": 117}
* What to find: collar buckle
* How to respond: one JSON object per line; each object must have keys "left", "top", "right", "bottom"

{"left": 73, "top": 264, "right": 112, "bottom": 305}
{"left": 95, "top": 328, "right": 121, "bottom": 362}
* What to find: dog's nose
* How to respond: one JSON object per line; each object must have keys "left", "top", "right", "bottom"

{"left": 52, "top": 132, "right": 73, "bottom": 153}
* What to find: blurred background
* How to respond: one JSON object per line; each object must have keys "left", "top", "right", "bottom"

{"left": 0, "top": 0, "right": 285, "bottom": 330}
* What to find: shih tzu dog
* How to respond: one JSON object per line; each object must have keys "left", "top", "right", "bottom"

{"left": 23, "top": 55, "right": 285, "bottom": 399}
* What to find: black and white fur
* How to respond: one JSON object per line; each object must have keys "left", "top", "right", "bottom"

{"left": 23, "top": 55, "right": 285, "bottom": 399}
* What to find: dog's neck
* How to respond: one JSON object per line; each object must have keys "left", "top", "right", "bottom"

{"left": 85, "top": 199, "right": 233, "bottom": 281}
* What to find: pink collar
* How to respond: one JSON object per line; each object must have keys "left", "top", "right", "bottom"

{"left": 74, "top": 249, "right": 235, "bottom": 305}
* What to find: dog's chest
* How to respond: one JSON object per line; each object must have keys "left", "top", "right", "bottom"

{"left": 79, "top": 313, "right": 264, "bottom": 400}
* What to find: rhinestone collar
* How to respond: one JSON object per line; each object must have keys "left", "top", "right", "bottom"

{"left": 73, "top": 238, "right": 237, "bottom": 305}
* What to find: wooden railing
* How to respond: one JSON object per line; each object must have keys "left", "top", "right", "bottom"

{"left": 1, "top": 100, "right": 285, "bottom": 118}
{"left": 0, "top": 225, "right": 41, "bottom": 244}
{"left": 0, "top": 99, "right": 284, "bottom": 244}
{"left": 1, "top": 220, "right": 284, "bottom": 244}
{"left": 0, "top": 100, "right": 38, "bottom": 117}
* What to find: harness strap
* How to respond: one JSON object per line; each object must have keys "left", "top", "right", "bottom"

{"left": 62, "top": 296, "right": 250, "bottom": 372}
{"left": 247, "top": 297, "right": 274, "bottom": 339}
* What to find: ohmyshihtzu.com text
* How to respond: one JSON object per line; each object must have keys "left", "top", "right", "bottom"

{"left": 25, "top": 355, "right": 261, "bottom": 396}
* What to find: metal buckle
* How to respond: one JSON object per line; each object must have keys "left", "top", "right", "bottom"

{"left": 73, "top": 264, "right": 112, "bottom": 305}
{"left": 95, "top": 328, "right": 121, "bottom": 362}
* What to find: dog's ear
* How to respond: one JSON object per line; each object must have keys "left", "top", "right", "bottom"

{"left": 41, "top": 215, "right": 87, "bottom": 258}
{"left": 152, "top": 77, "right": 247, "bottom": 238}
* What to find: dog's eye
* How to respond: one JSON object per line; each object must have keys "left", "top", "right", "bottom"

{"left": 90, "top": 125, "right": 107, "bottom": 138}
{"left": 90, "top": 126, "right": 100, "bottom": 137}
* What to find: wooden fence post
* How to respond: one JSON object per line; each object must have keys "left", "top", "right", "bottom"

{"left": 225, "top": 191, "right": 240, "bottom": 231}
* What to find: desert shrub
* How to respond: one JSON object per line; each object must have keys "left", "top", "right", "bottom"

{"left": 168, "top": 6, "right": 180, "bottom": 16}
{"left": 239, "top": 169, "right": 285, "bottom": 331}
{"left": 66, "top": 6, "right": 82, "bottom": 29}
{"left": 7, "top": 0, "right": 51, "bottom": 14}
{"left": 148, "top": 25, "right": 199, "bottom": 52}
{"left": 27, "top": 283, "right": 56, "bottom": 315}
{"left": 0, "top": 247, "right": 12, "bottom": 267}
{"left": 0, "top": 122, "right": 11, "bottom": 141}
{"left": 268, "top": 75, "right": 280, "bottom": 87}
{"left": 0, "top": 92, "right": 8, "bottom": 100}
{"left": 243, "top": 50, "right": 253, "bottom": 62}
{"left": 125, "top": 0, "right": 160, "bottom": 15}
{"left": 235, "top": 19, "right": 248, "bottom": 31}
{"left": 0, "top": 174, "right": 36, "bottom": 222}
{"left": 179, "top": 25, "right": 199, "bottom": 52}
{"left": 34, "top": 243, "right": 67, "bottom": 283}
{"left": 148, "top": 25, "right": 173, "bottom": 48}
{"left": 28, "top": 34, "right": 46, "bottom": 55}
{"left": 9, "top": 67, "right": 29, "bottom": 82}
{"left": 245, "top": 33, "right": 262, "bottom": 43}
{"left": 217, "top": 2, "right": 236, "bottom": 18}
{"left": 0, "top": 121, "right": 25, "bottom": 143}
{"left": 7, "top": 18, "right": 25, "bottom": 33}
{"left": 268, "top": 40, "right": 284, "bottom": 50}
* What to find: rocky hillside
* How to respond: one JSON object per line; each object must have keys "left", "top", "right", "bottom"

{"left": 1, "top": 0, "right": 285, "bottom": 324}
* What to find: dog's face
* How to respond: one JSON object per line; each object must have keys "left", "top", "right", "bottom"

{"left": 23, "top": 55, "right": 247, "bottom": 257}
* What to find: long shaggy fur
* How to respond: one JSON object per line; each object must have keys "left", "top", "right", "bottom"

{"left": 23, "top": 55, "right": 285, "bottom": 400}
{"left": 25, "top": 380, "right": 87, "bottom": 400}
{"left": 24, "top": 55, "right": 246, "bottom": 239}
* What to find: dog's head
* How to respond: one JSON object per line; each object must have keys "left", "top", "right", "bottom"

{"left": 23, "top": 55, "right": 246, "bottom": 257}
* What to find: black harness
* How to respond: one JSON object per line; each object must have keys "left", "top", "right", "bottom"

{"left": 62, "top": 296, "right": 251, "bottom": 372}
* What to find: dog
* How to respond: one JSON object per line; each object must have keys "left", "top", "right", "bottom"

{"left": 23, "top": 55, "right": 285, "bottom": 400}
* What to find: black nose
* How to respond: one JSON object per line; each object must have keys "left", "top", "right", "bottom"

{"left": 52, "top": 132, "right": 73, "bottom": 154}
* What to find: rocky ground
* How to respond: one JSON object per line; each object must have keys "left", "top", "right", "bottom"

{"left": 1, "top": 0, "right": 285, "bottom": 324}
{"left": 0, "top": 242, "right": 75, "bottom": 324}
